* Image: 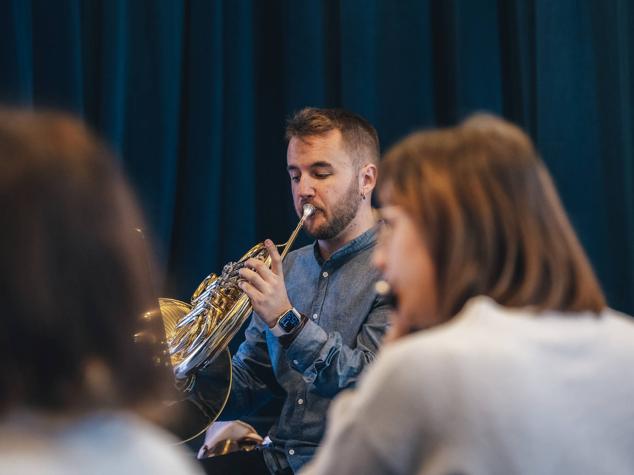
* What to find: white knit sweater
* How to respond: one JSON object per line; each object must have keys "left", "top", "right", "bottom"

{"left": 302, "top": 296, "right": 634, "bottom": 475}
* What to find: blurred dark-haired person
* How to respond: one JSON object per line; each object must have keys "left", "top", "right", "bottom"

{"left": 302, "top": 115, "right": 634, "bottom": 475}
{"left": 0, "top": 110, "right": 202, "bottom": 474}
{"left": 190, "top": 108, "right": 390, "bottom": 474}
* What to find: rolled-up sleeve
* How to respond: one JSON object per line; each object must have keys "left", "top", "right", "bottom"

{"left": 286, "top": 296, "right": 390, "bottom": 397}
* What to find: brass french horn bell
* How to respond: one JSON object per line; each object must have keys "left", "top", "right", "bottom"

{"left": 158, "top": 204, "right": 315, "bottom": 442}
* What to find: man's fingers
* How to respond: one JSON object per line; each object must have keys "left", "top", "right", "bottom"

{"left": 265, "top": 239, "right": 283, "bottom": 276}
{"left": 239, "top": 267, "right": 268, "bottom": 293}
{"left": 245, "top": 254, "right": 281, "bottom": 283}
{"left": 245, "top": 257, "right": 271, "bottom": 276}
{"left": 238, "top": 280, "right": 263, "bottom": 303}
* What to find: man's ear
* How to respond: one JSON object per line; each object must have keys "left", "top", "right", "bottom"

{"left": 359, "top": 163, "right": 378, "bottom": 196}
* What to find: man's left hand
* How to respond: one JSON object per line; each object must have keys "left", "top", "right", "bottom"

{"left": 238, "top": 239, "right": 291, "bottom": 328}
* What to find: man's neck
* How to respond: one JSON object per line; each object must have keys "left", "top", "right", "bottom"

{"left": 317, "top": 205, "right": 376, "bottom": 261}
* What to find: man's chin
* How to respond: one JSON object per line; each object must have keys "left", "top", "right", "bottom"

{"left": 304, "top": 226, "right": 327, "bottom": 240}
{"left": 304, "top": 224, "right": 337, "bottom": 240}
{"left": 302, "top": 215, "right": 327, "bottom": 237}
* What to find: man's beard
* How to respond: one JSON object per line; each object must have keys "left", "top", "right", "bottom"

{"left": 304, "top": 180, "right": 361, "bottom": 240}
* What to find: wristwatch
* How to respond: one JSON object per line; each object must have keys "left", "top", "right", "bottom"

{"left": 271, "top": 307, "right": 304, "bottom": 337}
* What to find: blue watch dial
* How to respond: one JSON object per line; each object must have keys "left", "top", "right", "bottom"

{"left": 279, "top": 310, "right": 301, "bottom": 332}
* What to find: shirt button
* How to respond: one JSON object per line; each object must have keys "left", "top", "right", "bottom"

{"left": 289, "top": 449, "right": 295, "bottom": 455}
{"left": 322, "top": 271, "right": 329, "bottom": 278}
{"left": 297, "top": 398, "right": 304, "bottom": 405}
{"left": 312, "top": 313, "right": 318, "bottom": 320}
{"left": 293, "top": 359, "right": 299, "bottom": 365}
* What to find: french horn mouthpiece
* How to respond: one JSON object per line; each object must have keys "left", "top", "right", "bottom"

{"left": 302, "top": 203, "right": 315, "bottom": 217}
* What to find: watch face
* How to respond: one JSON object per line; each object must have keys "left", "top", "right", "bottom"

{"left": 279, "top": 310, "right": 301, "bottom": 332}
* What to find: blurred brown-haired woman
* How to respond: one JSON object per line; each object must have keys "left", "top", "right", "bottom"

{"left": 302, "top": 115, "right": 634, "bottom": 475}
{"left": 0, "top": 109, "right": 202, "bottom": 474}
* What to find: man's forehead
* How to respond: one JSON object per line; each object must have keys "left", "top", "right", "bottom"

{"left": 287, "top": 130, "right": 352, "bottom": 166}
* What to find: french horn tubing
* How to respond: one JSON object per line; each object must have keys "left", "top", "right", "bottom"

{"left": 157, "top": 204, "right": 315, "bottom": 442}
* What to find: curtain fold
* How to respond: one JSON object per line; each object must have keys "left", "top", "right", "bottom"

{"left": 0, "top": 0, "right": 632, "bottom": 313}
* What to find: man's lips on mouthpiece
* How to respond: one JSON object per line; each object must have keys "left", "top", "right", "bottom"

{"left": 301, "top": 204, "right": 323, "bottom": 216}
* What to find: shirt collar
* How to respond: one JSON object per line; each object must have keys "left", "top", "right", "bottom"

{"left": 312, "top": 224, "right": 379, "bottom": 267}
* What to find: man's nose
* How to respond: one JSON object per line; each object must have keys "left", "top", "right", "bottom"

{"left": 297, "top": 176, "right": 316, "bottom": 198}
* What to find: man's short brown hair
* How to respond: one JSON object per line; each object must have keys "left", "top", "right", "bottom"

{"left": 285, "top": 107, "right": 380, "bottom": 167}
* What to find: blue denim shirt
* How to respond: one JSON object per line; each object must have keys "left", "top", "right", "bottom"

{"left": 192, "top": 225, "right": 389, "bottom": 473}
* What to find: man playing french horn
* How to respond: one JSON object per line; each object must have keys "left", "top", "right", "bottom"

{"left": 191, "top": 108, "right": 390, "bottom": 475}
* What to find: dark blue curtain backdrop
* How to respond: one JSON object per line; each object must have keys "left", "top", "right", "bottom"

{"left": 1, "top": 0, "right": 632, "bottom": 314}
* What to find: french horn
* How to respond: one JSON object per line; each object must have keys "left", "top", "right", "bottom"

{"left": 158, "top": 204, "right": 315, "bottom": 442}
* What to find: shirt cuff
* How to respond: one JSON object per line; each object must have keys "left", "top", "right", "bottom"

{"left": 285, "top": 319, "right": 329, "bottom": 374}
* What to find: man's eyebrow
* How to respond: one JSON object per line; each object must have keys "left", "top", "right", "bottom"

{"left": 287, "top": 161, "right": 334, "bottom": 172}
{"left": 309, "top": 161, "right": 334, "bottom": 169}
